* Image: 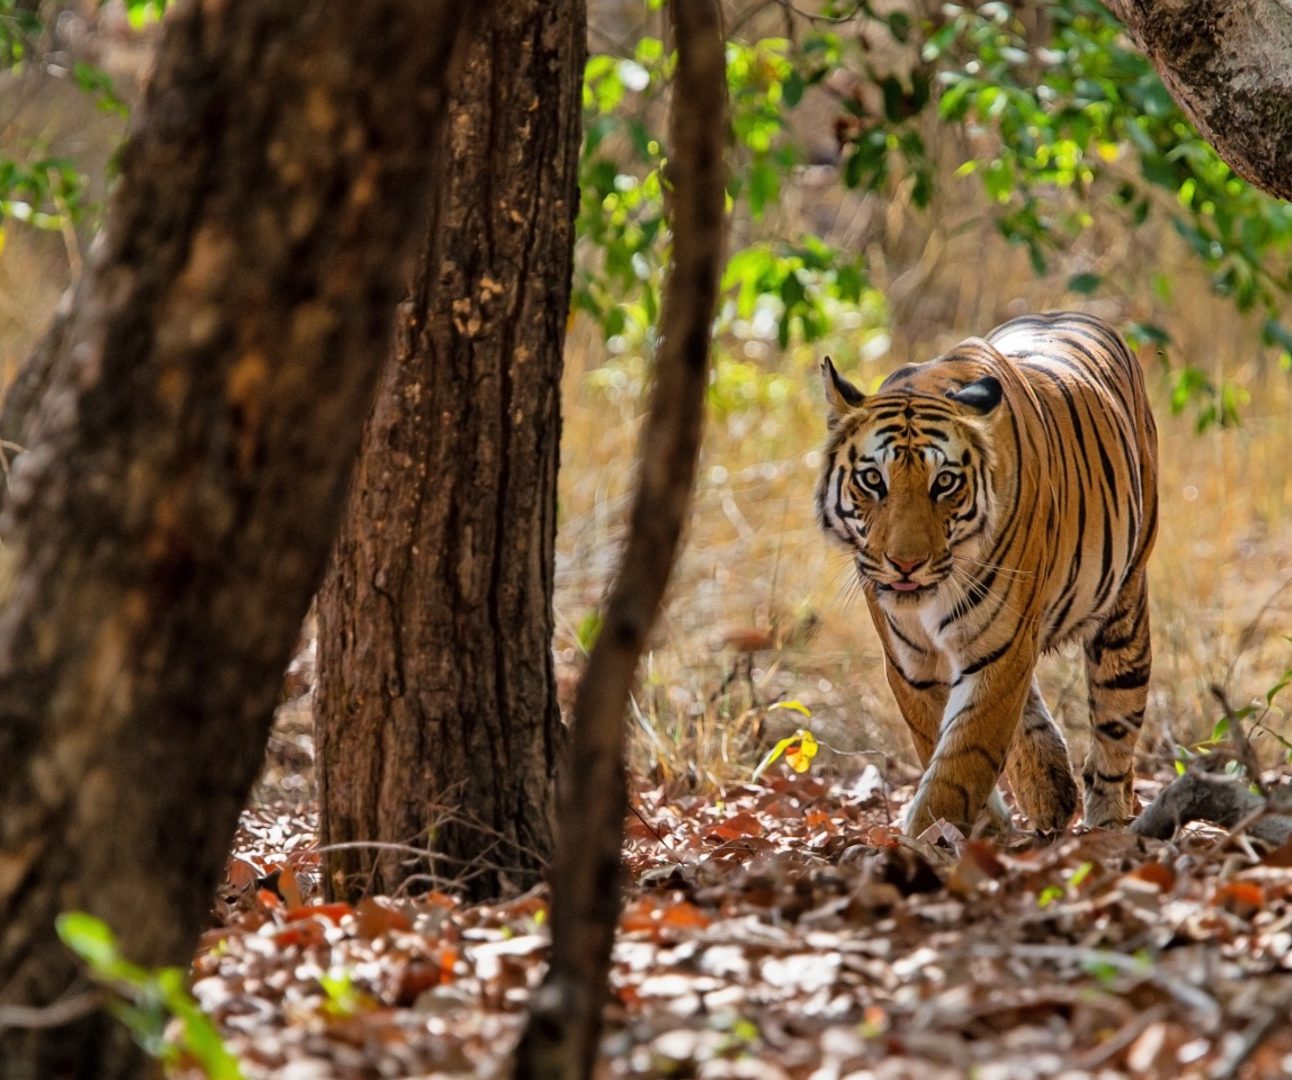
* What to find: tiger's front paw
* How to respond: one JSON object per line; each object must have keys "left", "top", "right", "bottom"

{"left": 1081, "top": 773, "right": 1133, "bottom": 829}
{"left": 903, "top": 782, "right": 978, "bottom": 839}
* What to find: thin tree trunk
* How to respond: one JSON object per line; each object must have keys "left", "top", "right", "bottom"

{"left": 0, "top": 292, "right": 72, "bottom": 460}
{"left": 0, "top": 4, "right": 471, "bottom": 1076}
{"left": 512, "top": 3, "right": 728, "bottom": 1076}
{"left": 1103, "top": 0, "right": 1292, "bottom": 200}
{"left": 315, "top": 0, "right": 585, "bottom": 906}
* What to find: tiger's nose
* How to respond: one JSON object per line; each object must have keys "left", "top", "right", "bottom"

{"left": 887, "top": 554, "right": 927, "bottom": 575}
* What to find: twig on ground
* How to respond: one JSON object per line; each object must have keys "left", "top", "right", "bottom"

{"left": 0, "top": 992, "right": 102, "bottom": 1031}
{"left": 1209, "top": 684, "right": 1266, "bottom": 797}
{"left": 1072, "top": 1004, "right": 1170, "bottom": 1070}
{"left": 966, "top": 943, "right": 1222, "bottom": 1031}
{"left": 1208, "top": 1005, "right": 1281, "bottom": 1080}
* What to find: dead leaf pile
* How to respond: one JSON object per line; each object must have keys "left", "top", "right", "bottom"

{"left": 191, "top": 770, "right": 1292, "bottom": 1078}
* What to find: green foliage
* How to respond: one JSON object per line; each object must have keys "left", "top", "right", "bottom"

{"left": 721, "top": 237, "right": 869, "bottom": 349}
{"left": 0, "top": 0, "right": 40, "bottom": 67}
{"left": 575, "top": 609, "right": 603, "bottom": 653}
{"left": 318, "top": 967, "right": 372, "bottom": 1019}
{"left": 1, "top": 0, "right": 1290, "bottom": 429}
{"left": 575, "top": 0, "right": 1292, "bottom": 429}
{"left": 57, "top": 912, "right": 243, "bottom": 1079}
{"left": 72, "top": 60, "right": 129, "bottom": 116}
{"left": 924, "top": 0, "right": 1292, "bottom": 425}
{"left": 0, "top": 0, "right": 161, "bottom": 243}
{"left": 0, "top": 157, "right": 88, "bottom": 232}
{"left": 123, "top": 0, "right": 168, "bottom": 29}
{"left": 576, "top": 30, "right": 884, "bottom": 351}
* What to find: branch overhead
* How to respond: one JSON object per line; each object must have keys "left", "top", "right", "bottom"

{"left": 1106, "top": 0, "right": 1292, "bottom": 200}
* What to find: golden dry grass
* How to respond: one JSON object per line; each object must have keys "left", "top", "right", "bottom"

{"left": 554, "top": 224, "right": 1292, "bottom": 790}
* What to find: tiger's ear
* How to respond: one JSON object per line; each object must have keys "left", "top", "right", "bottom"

{"left": 821, "top": 356, "right": 865, "bottom": 423}
{"left": 950, "top": 376, "right": 1002, "bottom": 415}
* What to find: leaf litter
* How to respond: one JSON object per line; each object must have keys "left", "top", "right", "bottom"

{"left": 188, "top": 766, "right": 1292, "bottom": 1079}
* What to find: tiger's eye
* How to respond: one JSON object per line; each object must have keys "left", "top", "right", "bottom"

{"left": 933, "top": 471, "right": 960, "bottom": 495}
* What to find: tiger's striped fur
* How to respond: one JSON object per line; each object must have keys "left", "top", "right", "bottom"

{"left": 815, "top": 312, "right": 1158, "bottom": 836}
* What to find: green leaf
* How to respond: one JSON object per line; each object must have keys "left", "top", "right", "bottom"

{"left": 1263, "top": 319, "right": 1292, "bottom": 354}
{"left": 1267, "top": 670, "right": 1292, "bottom": 707}
{"left": 752, "top": 726, "right": 816, "bottom": 780}
{"left": 58, "top": 913, "right": 244, "bottom": 1077}
{"left": 71, "top": 61, "right": 127, "bottom": 116}
{"left": 1036, "top": 884, "right": 1064, "bottom": 908}
{"left": 121, "top": 0, "right": 167, "bottom": 29}
{"left": 1066, "top": 272, "right": 1101, "bottom": 294}
{"left": 783, "top": 70, "right": 805, "bottom": 107}
{"left": 56, "top": 912, "right": 120, "bottom": 973}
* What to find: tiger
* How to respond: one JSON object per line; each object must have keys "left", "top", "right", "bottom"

{"left": 815, "top": 311, "right": 1158, "bottom": 838}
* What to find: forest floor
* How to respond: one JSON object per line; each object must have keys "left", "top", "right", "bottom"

{"left": 201, "top": 738, "right": 1292, "bottom": 1080}
{"left": 181, "top": 329, "right": 1292, "bottom": 1080}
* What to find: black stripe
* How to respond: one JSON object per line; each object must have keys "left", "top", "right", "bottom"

{"left": 960, "top": 638, "right": 1013, "bottom": 677}
{"left": 928, "top": 776, "right": 972, "bottom": 819}
{"left": 1096, "top": 667, "right": 1149, "bottom": 691}
{"left": 890, "top": 664, "right": 944, "bottom": 692}
{"left": 885, "top": 616, "right": 928, "bottom": 655}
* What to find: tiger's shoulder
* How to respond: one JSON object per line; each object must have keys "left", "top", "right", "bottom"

{"left": 877, "top": 310, "right": 1152, "bottom": 433}
{"left": 985, "top": 311, "right": 1151, "bottom": 411}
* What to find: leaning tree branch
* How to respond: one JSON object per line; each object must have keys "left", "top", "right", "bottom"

{"left": 1133, "top": 689, "right": 1292, "bottom": 846}
{"left": 1131, "top": 771, "right": 1292, "bottom": 846}
{"left": 1102, "top": 0, "right": 1292, "bottom": 200}
{"left": 511, "top": 2, "right": 727, "bottom": 1077}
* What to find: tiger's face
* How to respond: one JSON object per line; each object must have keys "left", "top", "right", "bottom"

{"left": 815, "top": 357, "right": 1003, "bottom": 606}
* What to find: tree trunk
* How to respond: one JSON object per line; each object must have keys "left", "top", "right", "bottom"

{"left": 512, "top": 3, "right": 728, "bottom": 1077}
{"left": 0, "top": 291, "right": 73, "bottom": 461}
{"left": 314, "top": 1, "right": 585, "bottom": 906}
{"left": 1103, "top": 0, "right": 1292, "bottom": 200}
{"left": 0, "top": 3, "right": 471, "bottom": 1076}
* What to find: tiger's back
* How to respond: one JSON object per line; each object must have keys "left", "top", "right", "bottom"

{"left": 816, "top": 312, "right": 1157, "bottom": 836}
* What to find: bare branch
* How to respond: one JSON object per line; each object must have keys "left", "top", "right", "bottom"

{"left": 512, "top": 1, "right": 728, "bottom": 1076}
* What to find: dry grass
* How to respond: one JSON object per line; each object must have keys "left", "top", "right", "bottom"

{"left": 554, "top": 219, "right": 1292, "bottom": 790}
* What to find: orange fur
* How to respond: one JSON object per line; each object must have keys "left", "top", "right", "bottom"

{"left": 816, "top": 312, "right": 1158, "bottom": 836}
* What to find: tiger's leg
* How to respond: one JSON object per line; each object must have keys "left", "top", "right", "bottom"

{"left": 1082, "top": 570, "right": 1151, "bottom": 828}
{"left": 882, "top": 649, "right": 1013, "bottom": 834}
{"left": 903, "top": 645, "right": 1034, "bottom": 837}
{"left": 883, "top": 656, "right": 944, "bottom": 768}
{"left": 1004, "top": 678, "right": 1079, "bottom": 832}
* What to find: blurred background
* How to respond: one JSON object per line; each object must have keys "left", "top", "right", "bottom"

{"left": 4, "top": 0, "right": 1291, "bottom": 792}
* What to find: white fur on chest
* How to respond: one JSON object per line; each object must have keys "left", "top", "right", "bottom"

{"left": 881, "top": 591, "right": 969, "bottom": 676}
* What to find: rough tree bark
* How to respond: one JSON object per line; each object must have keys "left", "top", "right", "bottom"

{"left": 315, "top": 0, "right": 585, "bottom": 906}
{"left": 1103, "top": 0, "right": 1292, "bottom": 200}
{"left": 0, "top": 3, "right": 471, "bottom": 1076}
{"left": 512, "top": 3, "right": 728, "bottom": 1077}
